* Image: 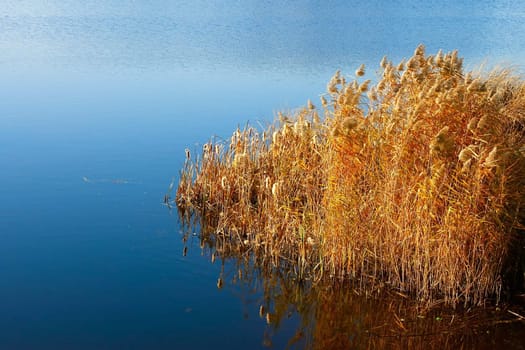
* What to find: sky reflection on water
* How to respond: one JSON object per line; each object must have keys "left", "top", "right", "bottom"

{"left": 2, "top": 1, "right": 525, "bottom": 76}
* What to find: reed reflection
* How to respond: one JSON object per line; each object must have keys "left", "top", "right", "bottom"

{"left": 178, "top": 210, "right": 525, "bottom": 350}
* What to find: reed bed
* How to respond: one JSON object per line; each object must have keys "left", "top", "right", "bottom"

{"left": 174, "top": 45, "right": 525, "bottom": 305}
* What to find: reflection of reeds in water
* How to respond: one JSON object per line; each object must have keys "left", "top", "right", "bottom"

{"left": 184, "top": 231, "right": 525, "bottom": 350}
{"left": 306, "top": 285, "right": 525, "bottom": 349}
{"left": 173, "top": 45, "right": 525, "bottom": 306}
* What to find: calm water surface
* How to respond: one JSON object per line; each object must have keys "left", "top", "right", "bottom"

{"left": 1, "top": 1, "right": 525, "bottom": 349}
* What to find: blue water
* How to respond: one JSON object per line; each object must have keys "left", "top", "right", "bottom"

{"left": 1, "top": 1, "right": 525, "bottom": 349}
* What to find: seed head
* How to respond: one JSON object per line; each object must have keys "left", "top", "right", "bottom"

{"left": 272, "top": 131, "right": 279, "bottom": 145}
{"left": 233, "top": 153, "right": 247, "bottom": 168}
{"left": 450, "top": 50, "right": 459, "bottom": 65}
{"left": 380, "top": 55, "right": 388, "bottom": 69}
{"left": 313, "top": 111, "right": 320, "bottom": 124}
{"left": 483, "top": 146, "right": 499, "bottom": 168}
{"left": 271, "top": 182, "right": 279, "bottom": 198}
{"left": 401, "top": 69, "right": 410, "bottom": 83}
{"left": 282, "top": 124, "right": 290, "bottom": 137}
{"left": 435, "top": 49, "right": 443, "bottom": 66}
{"left": 355, "top": 64, "right": 365, "bottom": 77}
{"left": 460, "top": 158, "right": 473, "bottom": 173}
{"left": 293, "top": 121, "right": 300, "bottom": 135}
{"left": 333, "top": 70, "right": 341, "bottom": 81}
{"left": 307, "top": 99, "right": 315, "bottom": 110}
{"left": 342, "top": 117, "right": 359, "bottom": 131}
{"left": 430, "top": 126, "right": 454, "bottom": 156}
{"left": 406, "top": 57, "right": 417, "bottom": 70}
{"left": 458, "top": 145, "right": 478, "bottom": 163}
{"left": 467, "top": 78, "right": 481, "bottom": 93}
{"left": 367, "top": 89, "right": 378, "bottom": 101}
{"left": 477, "top": 115, "right": 489, "bottom": 130}
{"left": 327, "top": 71, "right": 341, "bottom": 93}
{"left": 328, "top": 81, "right": 338, "bottom": 93}
{"left": 359, "top": 80, "right": 371, "bottom": 93}
{"left": 467, "top": 117, "right": 478, "bottom": 133}
{"left": 490, "top": 88, "right": 506, "bottom": 103}
{"left": 264, "top": 176, "right": 271, "bottom": 190}
{"left": 414, "top": 44, "right": 425, "bottom": 57}
{"left": 435, "top": 126, "right": 449, "bottom": 141}
{"left": 215, "top": 144, "right": 222, "bottom": 156}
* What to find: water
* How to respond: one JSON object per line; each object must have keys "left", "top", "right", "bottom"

{"left": 1, "top": 1, "right": 525, "bottom": 348}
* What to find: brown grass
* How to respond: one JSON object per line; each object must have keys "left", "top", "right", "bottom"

{"left": 173, "top": 45, "right": 525, "bottom": 305}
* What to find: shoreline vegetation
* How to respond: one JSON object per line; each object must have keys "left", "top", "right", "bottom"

{"left": 173, "top": 45, "right": 525, "bottom": 306}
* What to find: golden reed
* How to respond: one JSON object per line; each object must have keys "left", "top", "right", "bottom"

{"left": 174, "top": 45, "right": 525, "bottom": 306}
